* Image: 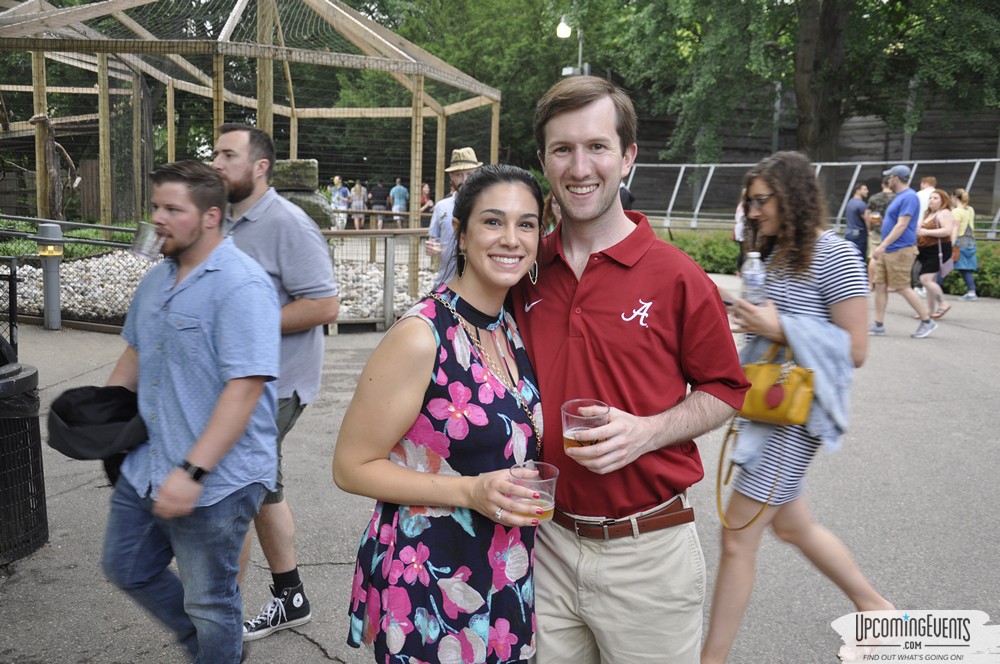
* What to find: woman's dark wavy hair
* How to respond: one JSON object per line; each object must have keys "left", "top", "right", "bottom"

{"left": 452, "top": 164, "right": 544, "bottom": 256}
{"left": 743, "top": 151, "right": 827, "bottom": 275}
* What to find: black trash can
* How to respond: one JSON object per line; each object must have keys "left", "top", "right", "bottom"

{"left": 0, "top": 363, "right": 46, "bottom": 565}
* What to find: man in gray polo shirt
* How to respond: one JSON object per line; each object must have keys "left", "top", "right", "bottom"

{"left": 212, "top": 124, "right": 340, "bottom": 642}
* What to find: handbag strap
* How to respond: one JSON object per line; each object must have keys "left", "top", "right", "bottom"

{"left": 754, "top": 342, "right": 794, "bottom": 365}
{"left": 715, "top": 416, "right": 783, "bottom": 531}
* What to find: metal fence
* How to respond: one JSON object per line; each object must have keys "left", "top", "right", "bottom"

{"left": 0, "top": 216, "right": 441, "bottom": 330}
{"left": 0, "top": 257, "right": 19, "bottom": 358}
{"left": 627, "top": 157, "right": 1000, "bottom": 238}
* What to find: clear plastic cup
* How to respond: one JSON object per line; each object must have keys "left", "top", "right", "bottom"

{"left": 508, "top": 461, "right": 559, "bottom": 521}
{"left": 561, "top": 398, "right": 610, "bottom": 450}
{"left": 131, "top": 221, "right": 164, "bottom": 261}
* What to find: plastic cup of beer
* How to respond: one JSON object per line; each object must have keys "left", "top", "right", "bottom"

{"left": 509, "top": 461, "right": 559, "bottom": 522}
{"left": 131, "top": 221, "right": 164, "bottom": 261}
{"left": 870, "top": 212, "right": 882, "bottom": 227}
{"left": 425, "top": 237, "right": 441, "bottom": 255}
{"left": 561, "top": 398, "right": 610, "bottom": 450}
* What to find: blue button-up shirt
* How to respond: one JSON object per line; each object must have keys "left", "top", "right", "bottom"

{"left": 120, "top": 238, "right": 280, "bottom": 506}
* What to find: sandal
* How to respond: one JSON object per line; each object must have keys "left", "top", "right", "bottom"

{"left": 931, "top": 305, "right": 951, "bottom": 319}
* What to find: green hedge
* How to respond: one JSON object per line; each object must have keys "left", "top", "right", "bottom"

{"left": 658, "top": 229, "right": 740, "bottom": 275}
{"left": 658, "top": 229, "right": 998, "bottom": 299}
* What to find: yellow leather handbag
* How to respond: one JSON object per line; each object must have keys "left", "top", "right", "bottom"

{"left": 738, "top": 343, "right": 814, "bottom": 426}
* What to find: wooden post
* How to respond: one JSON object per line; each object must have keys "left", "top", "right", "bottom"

{"left": 98, "top": 53, "right": 112, "bottom": 231}
{"left": 31, "top": 51, "right": 49, "bottom": 219}
{"left": 212, "top": 53, "right": 224, "bottom": 142}
{"left": 257, "top": 0, "right": 274, "bottom": 137}
{"left": 289, "top": 116, "right": 297, "bottom": 159}
{"left": 166, "top": 80, "right": 175, "bottom": 162}
{"left": 132, "top": 71, "right": 142, "bottom": 220}
{"left": 435, "top": 112, "right": 447, "bottom": 201}
{"left": 410, "top": 75, "right": 424, "bottom": 229}
{"left": 491, "top": 100, "right": 500, "bottom": 165}
{"left": 408, "top": 75, "right": 425, "bottom": 297}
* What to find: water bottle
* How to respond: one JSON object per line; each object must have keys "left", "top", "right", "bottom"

{"left": 741, "top": 252, "right": 767, "bottom": 304}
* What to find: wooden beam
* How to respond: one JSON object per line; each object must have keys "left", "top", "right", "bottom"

{"left": 132, "top": 70, "right": 141, "bottom": 219}
{"left": 8, "top": 112, "right": 99, "bottom": 133}
{"left": 0, "top": 37, "right": 501, "bottom": 100}
{"left": 256, "top": 0, "right": 274, "bottom": 136}
{"left": 0, "top": 0, "right": 157, "bottom": 37}
{"left": 111, "top": 9, "right": 212, "bottom": 88}
{"left": 219, "top": 0, "right": 250, "bottom": 43}
{"left": 407, "top": 74, "right": 424, "bottom": 297}
{"left": 0, "top": 84, "right": 128, "bottom": 94}
{"left": 31, "top": 49, "right": 48, "bottom": 218}
{"left": 98, "top": 52, "right": 111, "bottom": 228}
{"left": 490, "top": 101, "right": 500, "bottom": 164}
{"left": 409, "top": 74, "right": 424, "bottom": 230}
{"left": 212, "top": 53, "right": 224, "bottom": 140}
{"left": 166, "top": 80, "right": 175, "bottom": 162}
{"left": 435, "top": 113, "right": 446, "bottom": 201}
{"left": 444, "top": 95, "right": 495, "bottom": 116}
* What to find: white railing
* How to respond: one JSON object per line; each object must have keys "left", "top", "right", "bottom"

{"left": 627, "top": 158, "right": 1000, "bottom": 239}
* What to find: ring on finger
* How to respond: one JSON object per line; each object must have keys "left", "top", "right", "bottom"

{"left": 495, "top": 507, "right": 504, "bottom": 520}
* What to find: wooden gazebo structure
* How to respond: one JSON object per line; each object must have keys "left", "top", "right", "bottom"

{"left": 0, "top": 0, "right": 501, "bottom": 226}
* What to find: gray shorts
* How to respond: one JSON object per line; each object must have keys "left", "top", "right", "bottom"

{"left": 264, "top": 392, "right": 306, "bottom": 505}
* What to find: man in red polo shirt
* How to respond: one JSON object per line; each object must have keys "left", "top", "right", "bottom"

{"left": 514, "top": 77, "right": 749, "bottom": 663}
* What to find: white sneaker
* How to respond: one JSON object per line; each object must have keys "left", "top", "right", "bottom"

{"left": 915, "top": 287, "right": 927, "bottom": 298}
{"left": 911, "top": 319, "right": 938, "bottom": 339}
{"left": 962, "top": 292, "right": 978, "bottom": 301}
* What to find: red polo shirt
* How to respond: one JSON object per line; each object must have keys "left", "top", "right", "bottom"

{"left": 513, "top": 212, "right": 748, "bottom": 518}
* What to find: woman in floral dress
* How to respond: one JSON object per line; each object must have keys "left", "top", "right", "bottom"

{"left": 334, "top": 165, "right": 545, "bottom": 663}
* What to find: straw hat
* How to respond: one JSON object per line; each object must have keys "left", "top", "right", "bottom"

{"left": 445, "top": 147, "right": 483, "bottom": 172}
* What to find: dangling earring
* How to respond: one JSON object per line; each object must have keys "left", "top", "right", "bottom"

{"left": 528, "top": 260, "right": 538, "bottom": 285}
{"left": 456, "top": 252, "right": 467, "bottom": 279}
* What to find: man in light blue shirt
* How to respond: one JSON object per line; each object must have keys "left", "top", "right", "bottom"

{"left": 389, "top": 176, "right": 409, "bottom": 228}
{"left": 102, "top": 160, "right": 281, "bottom": 663}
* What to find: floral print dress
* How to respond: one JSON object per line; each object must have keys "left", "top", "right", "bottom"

{"left": 347, "top": 285, "right": 543, "bottom": 663}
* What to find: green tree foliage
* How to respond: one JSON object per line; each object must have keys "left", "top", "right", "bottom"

{"left": 612, "top": 0, "right": 1000, "bottom": 162}
{"left": 349, "top": 0, "right": 626, "bottom": 167}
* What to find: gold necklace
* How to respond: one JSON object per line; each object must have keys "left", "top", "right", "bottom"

{"left": 430, "top": 293, "right": 542, "bottom": 455}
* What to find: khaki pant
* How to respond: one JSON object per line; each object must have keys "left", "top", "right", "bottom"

{"left": 532, "top": 504, "right": 706, "bottom": 664}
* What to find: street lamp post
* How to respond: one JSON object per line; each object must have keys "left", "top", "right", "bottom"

{"left": 557, "top": 16, "right": 587, "bottom": 76}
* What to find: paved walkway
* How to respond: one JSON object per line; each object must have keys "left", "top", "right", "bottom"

{"left": 2, "top": 277, "right": 998, "bottom": 663}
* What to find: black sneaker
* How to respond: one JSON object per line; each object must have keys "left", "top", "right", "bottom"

{"left": 242, "top": 583, "right": 312, "bottom": 642}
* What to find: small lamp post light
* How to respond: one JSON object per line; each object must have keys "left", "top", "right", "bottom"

{"left": 36, "top": 223, "right": 63, "bottom": 330}
{"left": 557, "top": 16, "right": 587, "bottom": 76}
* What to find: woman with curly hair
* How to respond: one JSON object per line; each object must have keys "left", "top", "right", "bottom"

{"left": 702, "top": 152, "right": 893, "bottom": 664}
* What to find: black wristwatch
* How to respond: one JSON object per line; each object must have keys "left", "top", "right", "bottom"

{"left": 179, "top": 460, "right": 211, "bottom": 484}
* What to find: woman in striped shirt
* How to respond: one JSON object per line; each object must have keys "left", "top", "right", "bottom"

{"left": 702, "top": 152, "right": 894, "bottom": 664}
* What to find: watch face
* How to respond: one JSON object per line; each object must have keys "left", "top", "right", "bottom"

{"left": 181, "top": 461, "right": 208, "bottom": 483}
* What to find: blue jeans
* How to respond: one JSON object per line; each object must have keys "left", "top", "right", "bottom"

{"left": 102, "top": 479, "right": 265, "bottom": 663}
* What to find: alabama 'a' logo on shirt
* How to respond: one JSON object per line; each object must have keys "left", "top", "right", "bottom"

{"left": 621, "top": 299, "right": 652, "bottom": 328}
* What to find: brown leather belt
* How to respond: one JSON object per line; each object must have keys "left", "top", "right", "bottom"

{"left": 552, "top": 498, "right": 695, "bottom": 540}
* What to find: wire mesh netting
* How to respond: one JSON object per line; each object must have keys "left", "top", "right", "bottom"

{"left": 0, "top": 0, "right": 499, "bottom": 228}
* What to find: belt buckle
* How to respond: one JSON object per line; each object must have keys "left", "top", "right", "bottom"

{"left": 575, "top": 518, "right": 619, "bottom": 540}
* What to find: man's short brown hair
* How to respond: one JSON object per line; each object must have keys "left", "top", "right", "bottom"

{"left": 533, "top": 76, "right": 637, "bottom": 154}
{"left": 150, "top": 160, "right": 227, "bottom": 215}
{"left": 921, "top": 176, "right": 937, "bottom": 188}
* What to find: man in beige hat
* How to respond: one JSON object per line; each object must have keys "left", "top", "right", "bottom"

{"left": 426, "top": 147, "right": 483, "bottom": 284}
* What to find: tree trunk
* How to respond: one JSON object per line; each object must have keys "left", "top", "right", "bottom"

{"left": 794, "top": 0, "right": 849, "bottom": 162}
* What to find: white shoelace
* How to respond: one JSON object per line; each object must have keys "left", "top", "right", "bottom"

{"left": 246, "top": 595, "right": 286, "bottom": 629}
